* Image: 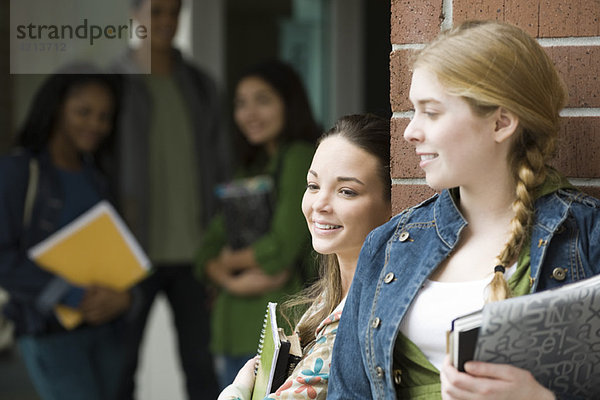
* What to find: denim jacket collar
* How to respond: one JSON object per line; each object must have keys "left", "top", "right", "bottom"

{"left": 430, "top": 188, "right": 574, "bottom": 291}
{"left": 441, "top": 188, "right": 574, "bottom": 288}
{"left": 386, "top": 188, "right": 574, "bottom": 326}
{"left": 433, "top": 189, "right": 467, "bottom": 249}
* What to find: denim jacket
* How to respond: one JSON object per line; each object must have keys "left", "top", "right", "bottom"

{"left": 328, "top": 188, "right": 600, "bottom": 399}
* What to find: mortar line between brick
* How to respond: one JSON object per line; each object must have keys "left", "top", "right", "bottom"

{"left": 392, "top": 111, "right": 414, "bottom": 119}
{"left": 392, "top": 178, "right": 427, "bottom": 185}
{"left": 393, "top": 37, "right": 600, "bottom": 50}
{"left": 441, "top": 0, "right": 452, "bottom": 30}
{"left": 391, "top": 44, "right": 426, "bottom": 51}
{"left": 568, "top": 178, "right": 600, "bottom": 187}
{"left": 560, "top": 109, "right": 600, "bottom": 117}
{"left": 392, "top": 178, "right": 600, "bottom": 186}
{"left": 538, "top": 37, "right": 600, "bottom": 46}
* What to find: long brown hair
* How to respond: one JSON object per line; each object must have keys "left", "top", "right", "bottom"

{"left": 282, "top": 114, "right": 391, "bottom": 347}
{"left": 413, "top": 20, "right": 567, "bottom": 301}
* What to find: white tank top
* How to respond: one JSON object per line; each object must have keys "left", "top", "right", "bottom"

{"left": 399, "top": 265, "right": 516, "bottom": 371}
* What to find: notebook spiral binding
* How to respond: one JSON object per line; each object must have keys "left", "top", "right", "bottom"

{"left": 254, "top": 306, "right": 269, "bottom": 375}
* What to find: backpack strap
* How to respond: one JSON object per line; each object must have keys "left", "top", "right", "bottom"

{"left": 23, "top": 157, "right": 39, "bottom": 228}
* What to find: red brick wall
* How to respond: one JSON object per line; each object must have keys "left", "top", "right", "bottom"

{"left": 390, "top": 0, "right": 600, "bottom": 214}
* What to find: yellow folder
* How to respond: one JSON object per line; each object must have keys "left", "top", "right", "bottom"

{"left": 28, "top": 200, "right": 151, "bottom": 329}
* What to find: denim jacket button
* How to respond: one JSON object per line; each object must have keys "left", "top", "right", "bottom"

{"left": 384, "top": 272, "right": 395, "bottom": 283}
{"left": 551, "top": 267, "right": 567, "bottom": 281}
{"left": 375, "top": 366, "right": 384, "bottom": 377}
{"left": 371, "top": 317, "right": 381, "bottom": 328}
{"left": 393, "top": 369, "right": 402, "bottom": 385}
{"left": 399, "top": 231, "right": 410, "bottom": 242}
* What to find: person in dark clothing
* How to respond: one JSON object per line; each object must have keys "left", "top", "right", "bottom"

{"left": 110, "top": 0, "right": 228, "bottom": 398}
{"left": 0, "top": 69, "right": 129, "bottom": 400}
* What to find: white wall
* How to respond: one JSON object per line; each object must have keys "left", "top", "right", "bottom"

{"left": 136, "top": 295, "right": 186, "bottom": 400}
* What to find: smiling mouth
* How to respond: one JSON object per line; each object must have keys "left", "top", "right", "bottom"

{"left": 244, "top": 123, "right": 265, "bottom": 134}
{"left": 314, "top": 222, "right": 342, "bottom": 230}
{"left": 420, "top": 154, "right": 437, "bottom": 161}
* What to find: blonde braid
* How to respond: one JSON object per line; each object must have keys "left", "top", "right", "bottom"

{"left": 487, "top": 142, "right": 548, "bottom": 302}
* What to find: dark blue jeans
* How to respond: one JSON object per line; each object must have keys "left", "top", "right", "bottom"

{"left": 214, "top": 353, "right": 255, "bottom": 390}
{"left": 117, "top": 264, "right": 218, "bottom": 400}
{"left": 19, "top": 323, "right": 123, "bottom": 400}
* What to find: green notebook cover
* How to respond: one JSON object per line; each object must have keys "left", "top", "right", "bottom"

{"left": 252, "top": 302, "right": 299, "bottom": 399}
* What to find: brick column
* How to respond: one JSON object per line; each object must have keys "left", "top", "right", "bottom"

{"left": 389, "top": 0, "right": 600, "bottom": 214}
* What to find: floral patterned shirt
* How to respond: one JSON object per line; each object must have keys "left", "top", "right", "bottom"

{"left": 218, "top": 295, "right": 346, "bottom": 400}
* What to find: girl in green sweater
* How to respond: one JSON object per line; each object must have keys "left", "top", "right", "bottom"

{"left": 195, "top": 60, "right": 321, "bottom": 389}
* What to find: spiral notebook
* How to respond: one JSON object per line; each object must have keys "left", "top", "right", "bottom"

{"left": 252, "top": 302, "right": 301, "bottom": 400}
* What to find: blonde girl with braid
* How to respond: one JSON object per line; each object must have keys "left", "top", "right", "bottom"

{"left": 328, "top": 20, "right": 600, "bottom": 400}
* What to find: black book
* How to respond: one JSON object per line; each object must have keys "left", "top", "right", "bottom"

{"left": 215, "top": 175, "right": 274, "bottom": 250}
{"left": 448, "top": 274, "right": 600, "bottom": 398}
{"left": 447, "top": 310, "right": 481, "bottom": 372}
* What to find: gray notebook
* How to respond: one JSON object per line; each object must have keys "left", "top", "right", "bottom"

{"left": 472, "top": 274, "right": 600, "bottom": 398}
